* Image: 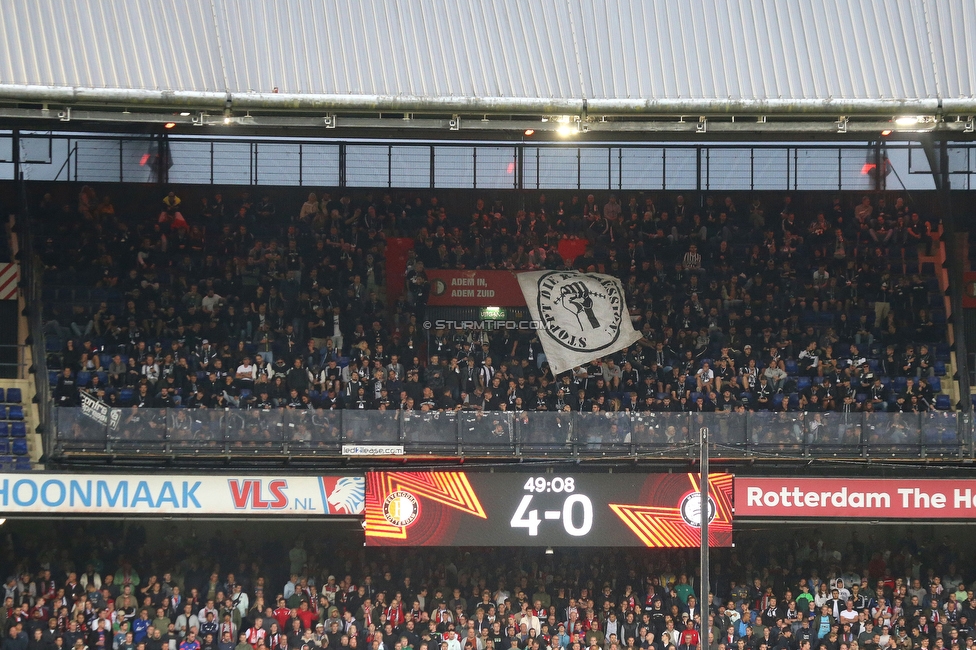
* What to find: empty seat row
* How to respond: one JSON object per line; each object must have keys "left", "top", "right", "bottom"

{"left": 0, "top": 455, "right": 32, "bottom": 470}
{"left": 0, "top": 406, "right": 23, "bottom": 420}
{"left": 0, "top": 422, "right": 27, "bottom": 437}
{"left": 0, "top": 439, "right": 29, "bottom": 456}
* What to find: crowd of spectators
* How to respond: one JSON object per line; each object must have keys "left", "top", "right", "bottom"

{"left": 0, "top": 523, "right": 968, "bottom": 650}
{"left": 37, "top": 186, "right": 952, "bottom": 417}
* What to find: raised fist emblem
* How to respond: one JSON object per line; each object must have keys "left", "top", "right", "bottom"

{"left": 559, "top": 282, "right": 600, "bottom": 330}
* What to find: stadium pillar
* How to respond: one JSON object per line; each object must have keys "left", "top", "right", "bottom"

{"left": 11, "top": 129, "right": 20, "bottom": 191}
{"left": 921, "top": 138, "right": 971, "bottom": 413}
{"left": 155, "top": 132, "right": 170, "bottom": 185}
{"left": 699, "top": 426, "right": 709, "bottom": 612}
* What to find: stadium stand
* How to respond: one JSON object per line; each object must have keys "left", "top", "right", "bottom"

{"left": 36, "top": 186, "right": 950, "bottom": 421}
{"left": 0, "top": 523, "right": 966, "bottom": 650}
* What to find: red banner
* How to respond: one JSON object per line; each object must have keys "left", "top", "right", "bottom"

{"left": 735, "top": 477, "right": 976, "bottom": 519}
{"left": 558, "top": 239, "right": 588, "bottom": 265}
{"left": 964, "top": 272, "right": 976, "bottom": 309}
{"left": 384, "top": 238, "right": 414, "bottom": 311}
{"left": 426, "top": 270, "right": 525, "bottom": 306}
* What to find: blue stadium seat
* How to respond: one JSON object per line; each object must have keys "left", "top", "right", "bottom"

{"left": 48, "top": 371, "right": 59, "bottom": 387}
{"left": 813, "top": 376, "right": 823, "bottom": 385}
{"left": 120, "top": 388, "right": 134, "bottom": 404}
{"left": 100, "top": 354, "right": 112, "bottom": 368}
{"left": 0, "top": 439, "right": 10, "bottom": 455}
{"left": 893, "top": 377, "right": 907, "bottom": 393}
{"left": 11, "top": 439, "right": 28, "bottom": 456}
{"left": 97, "top": 372, "right": 108, "bottom": 385}
{"left": 785, "top": 360, "right": 798, "bottom": 375}
{"left": 796, "top": 377, "right": 811, "bottom": 392}
{"left": 0, "top": 407, "right": 7, "bottom": 420}
{"left": 936, "top": 395, "right": 951, "bottom": 410}
{"left": 787, "top": 394, "right": 799, "bottom": 409}
{"left": 0, "top": 423, "right": 8, "bottom": 437}
{"left": 76, "top": 371, "right": 91, "bottom": 387}
{"left": 656, "top": 393, "right": 668, "bottom": 401}
{"left": 930, "top": 377, "right": 942, "bottom": 393}
{"left": 690, "top": 392, "right": 702, "bottom": 404}
{"left": 740, "top": 392, "right": 753, "bottom": 404}
{"left": 0, "top": 389, "right": 5, "bottom": 403}
{"left": 10, "top": 422, "right": 26, "bottom": 438}
{"left": 14, "top": 456, "right": 31, "bottom": 471}
{"left": 867, "top": 359, "right": 879, "bottom": 372}
{"left": 5, "top": 388, "right": 20, "bottom": 403}
{"left": 7, "top": 406, "right": 23, "bottom": 421}
{"left": 935, "top": 361, "right": 946, "bottom": 376}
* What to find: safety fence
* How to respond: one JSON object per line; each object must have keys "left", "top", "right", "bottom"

{"left": 52, "top": 408, "right": 971, "bottom": 460}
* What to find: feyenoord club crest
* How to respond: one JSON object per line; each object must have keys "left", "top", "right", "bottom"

{"left": 517, "top": 271, "right": 642, "bottom": 375}
{"left": 382, "top": 490, "right": 420, "bottom": 527}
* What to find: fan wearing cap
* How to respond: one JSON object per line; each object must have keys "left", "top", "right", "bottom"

{"left": 323, "top": 575, "right": 339, "bottom": 607}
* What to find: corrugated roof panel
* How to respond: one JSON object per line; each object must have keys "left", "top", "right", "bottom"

{"left": 0, "top": 0, "right": 225, "bottom": 92}
{"left": 0, "top": 0, "right": 973, "bottom": 113}
{"left": 928, "top": 0, "right": 976, "bottom": 100}
{"left": 217, "top": 0, "right": 581, "bottom": 100}
{"left": 575, "top": 0, "right": 943, "bottom": 102}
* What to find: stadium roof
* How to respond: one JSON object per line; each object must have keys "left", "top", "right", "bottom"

{"left": 1, "top": 0, "right": 975, "bottom": 135}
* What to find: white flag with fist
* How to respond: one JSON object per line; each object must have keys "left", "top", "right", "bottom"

{"left": 517, "top": 270, "right": 641, "bottom": 375}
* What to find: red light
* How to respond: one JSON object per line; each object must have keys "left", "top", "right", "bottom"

{"left": 139, "top": 154, "right": 151, "bottom": 166}
{"left": 506, "top": 162, "right": 515, "bottom": 174}
{"left": 861, "top": 163, "right": 876, "bottom": 175}
{"left": 523, "top": 129, "right": 535, "bottom": 136}
{"left": 164, "top": 122, "right": 176, "bottom": 129}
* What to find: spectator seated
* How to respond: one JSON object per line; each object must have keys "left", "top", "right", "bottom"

{"left": 36, "top": 187, "right": 950, "bottom": 425}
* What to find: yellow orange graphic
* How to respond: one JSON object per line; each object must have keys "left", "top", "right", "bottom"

{"left": 366, "top": 472, "right": 486, "bottom": 540}
{"left": 609, "top": 473, "right": 733, "bottom": 547}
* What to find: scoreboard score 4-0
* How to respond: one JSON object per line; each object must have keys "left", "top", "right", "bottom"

{"left": 364, "top": 472, "right": 732, "bottom": 547}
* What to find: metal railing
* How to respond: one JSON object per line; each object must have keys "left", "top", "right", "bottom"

{"left": 0, "top": 344, "right": 29, "bottom": 379}
{"left": 18, "top": 177, "right": 50, "bottom": 458}
{"left": 9, "top": 130, "right": 976, "bottom": 191}
{"left": 52, "top": 408, "right": 972, "bottom": 461}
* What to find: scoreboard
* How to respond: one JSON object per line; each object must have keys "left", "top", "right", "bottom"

{"left": 364, "top": 471, "right": 732, "bottom": 547}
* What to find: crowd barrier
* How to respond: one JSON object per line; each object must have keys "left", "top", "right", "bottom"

{"left": 52, "top": 408, "right": 971, "bottom": 459}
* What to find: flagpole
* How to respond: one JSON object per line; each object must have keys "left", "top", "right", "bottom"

{"left": 700, "top": 425, "right": 709, "bottom": 631}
